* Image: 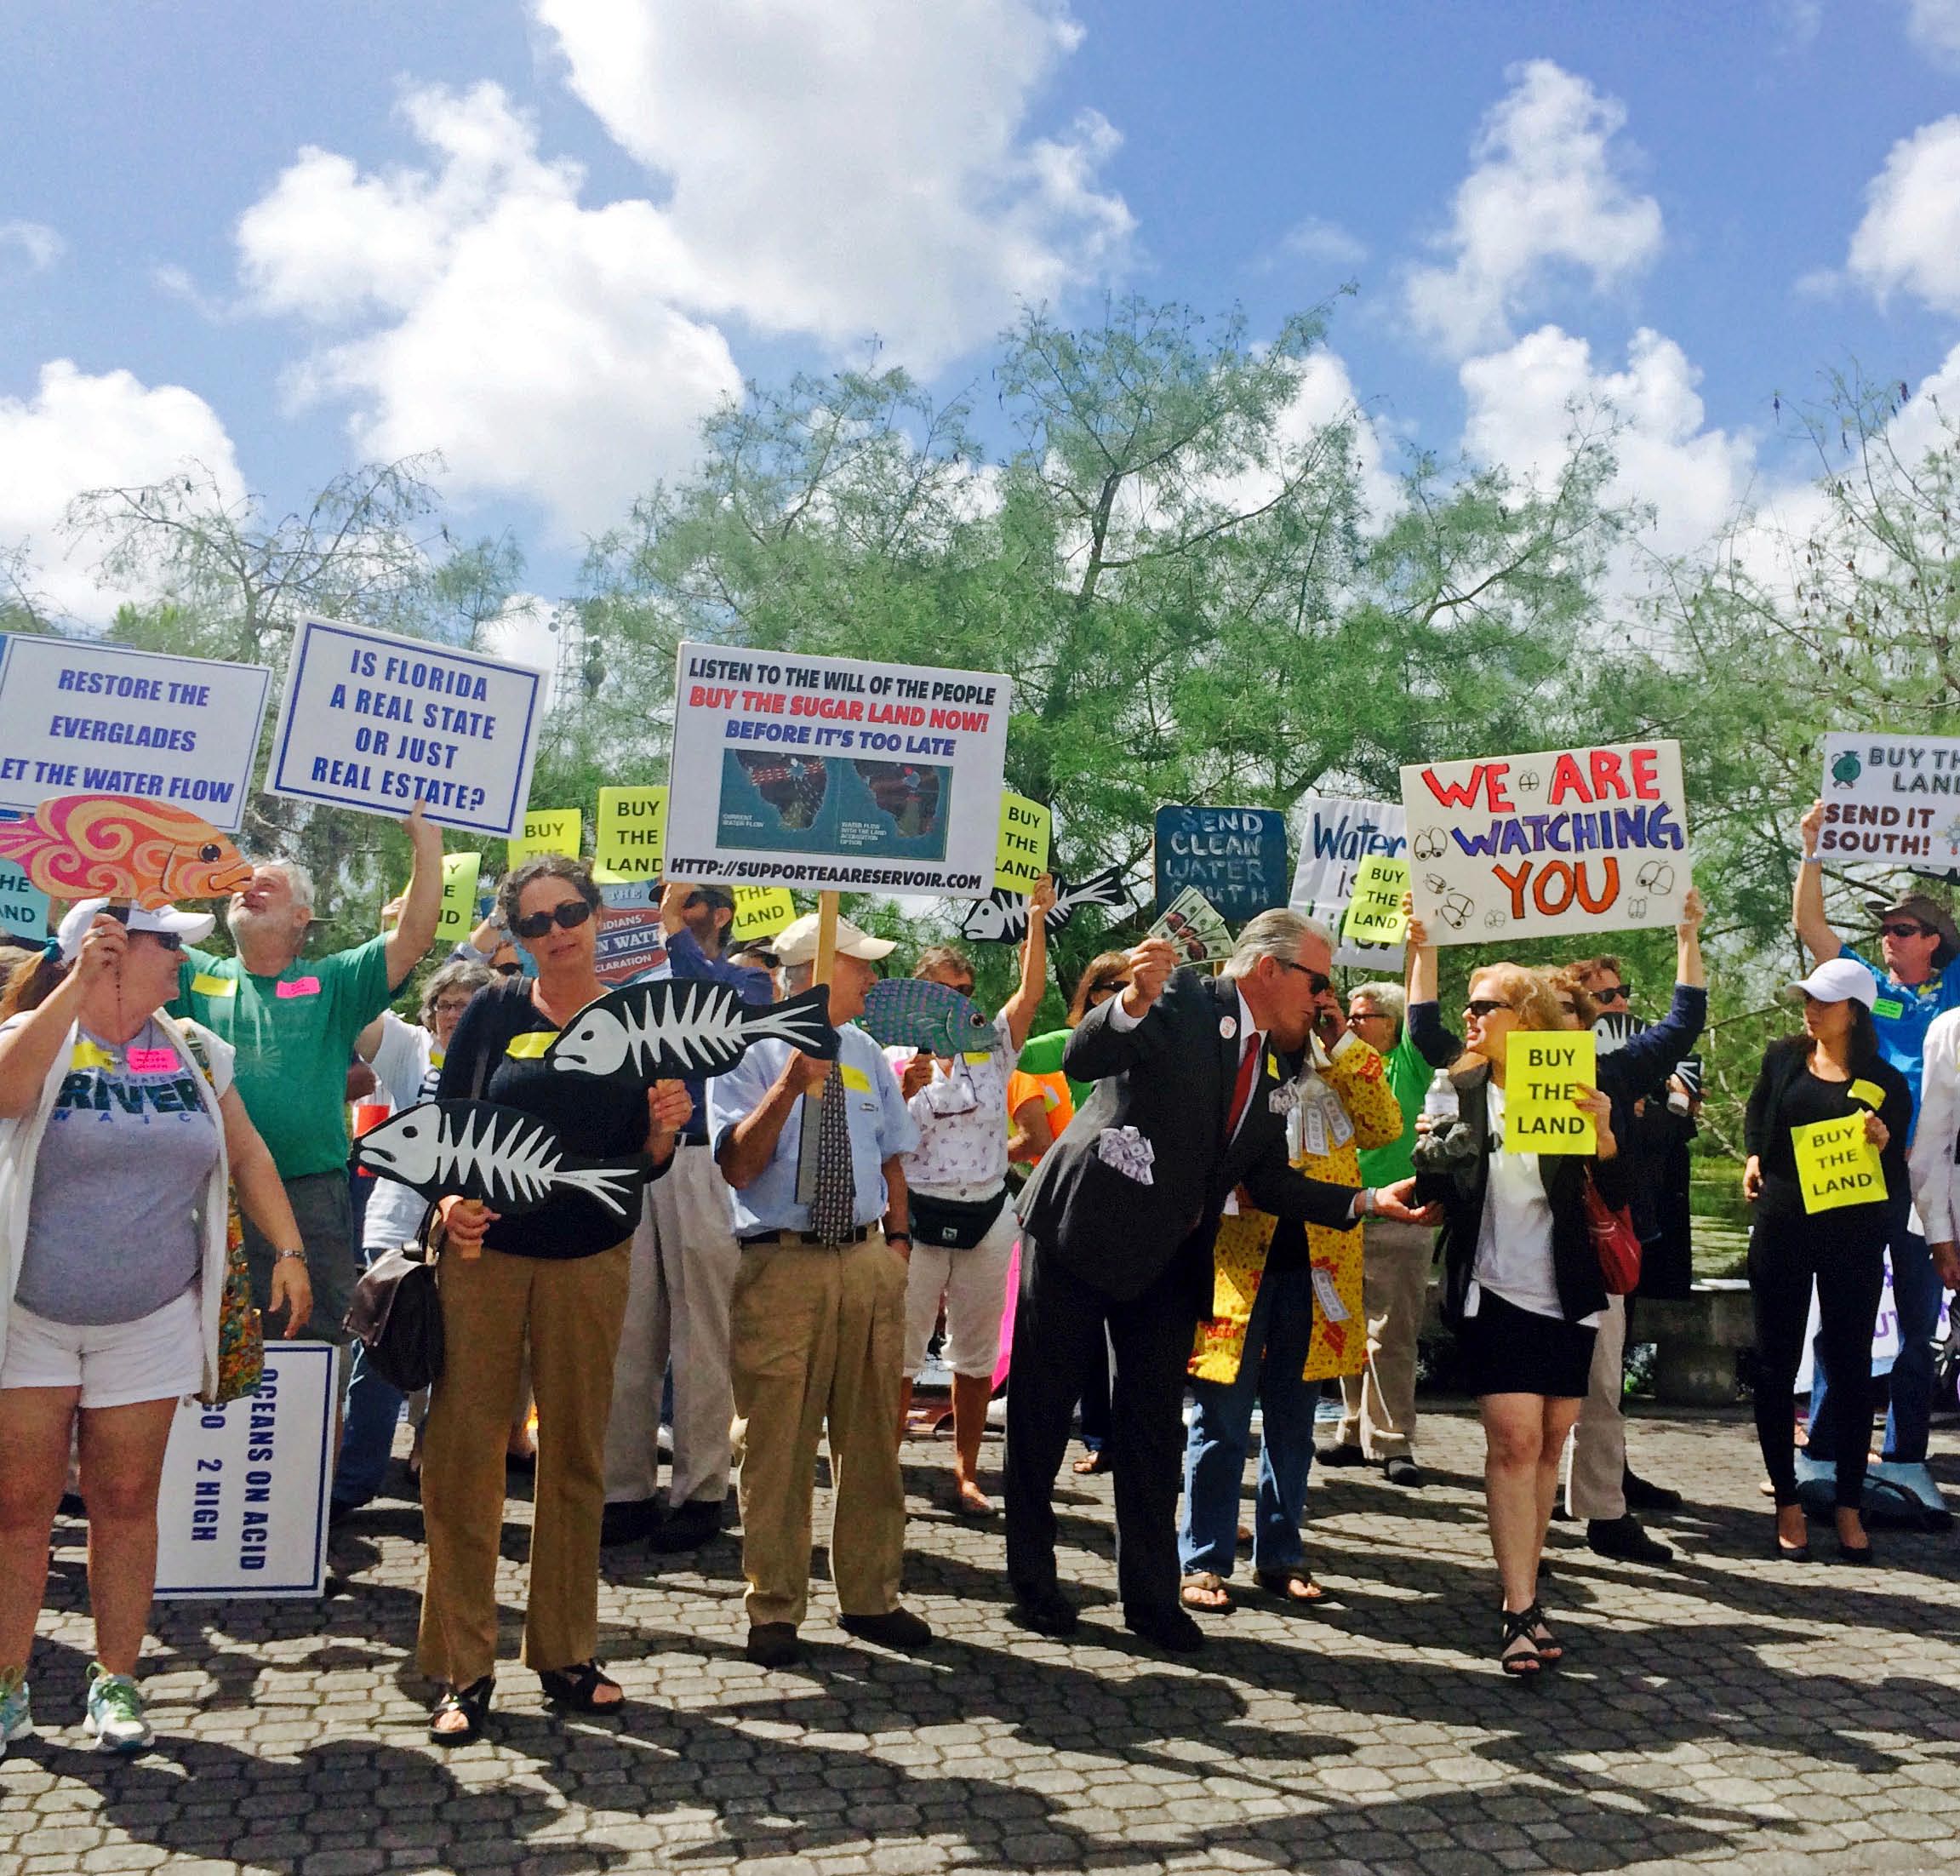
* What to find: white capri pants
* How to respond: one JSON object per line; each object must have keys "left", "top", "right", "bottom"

{"left": 901, "top": 1193, "right": 1017, "bottom": 1381}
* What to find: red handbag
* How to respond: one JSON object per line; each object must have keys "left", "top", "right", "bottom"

{"left": 1582, "top": 1170, "right": 1642, "bottom": 1295}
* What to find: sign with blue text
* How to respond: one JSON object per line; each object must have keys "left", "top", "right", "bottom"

{"left": 1818, "top": 733, "right": 1960, "bottom": 869}
{"left": 1153, "top": 805, "right": 1290, "bottom": 924}
{"left": 1289, "top": 794, "right": 1409, "bottom": 969}
{"left": 266, "top": 616, "right": 546, "bottom": 837}
{"left": 0, "top": 634, "right": 271, "bottom": 832}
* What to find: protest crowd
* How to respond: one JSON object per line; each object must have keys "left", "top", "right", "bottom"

{"left": 0, "top": 629, "right": 1957, "bottom": 1762}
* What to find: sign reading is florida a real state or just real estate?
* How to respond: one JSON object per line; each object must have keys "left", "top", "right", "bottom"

{"left": 665, "top": 642, "right": 1011, "bottom": 898}
{"left": 1400, "top": 741, "right": 1688, "bottom": 943}
{"left": 266, "top": 616, "right": 546, "bottom": 838}
{"left": 0, "top": 634, "right": 271, "bottom": 832}
{"left": 1818, "top": 733, "right": 1960, "bottom": 868}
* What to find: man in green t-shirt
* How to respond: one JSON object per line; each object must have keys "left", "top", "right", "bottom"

{"left": 1323, "top": 981, "right": 1435, "bottom": 1487}
{"left": 172, "top": 804, "right": 443, "bottom": 1344}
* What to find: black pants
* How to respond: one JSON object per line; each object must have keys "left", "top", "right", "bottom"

{"left": 1004, "top": 1239, "right": 1200, "bottom": 1621}
{"left": 1749, "top": 1215, "right": 1886, "bottom": 1510}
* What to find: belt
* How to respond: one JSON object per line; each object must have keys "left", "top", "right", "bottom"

{"left": 739, "top": 1227, "right": 872, "bottom": 1248}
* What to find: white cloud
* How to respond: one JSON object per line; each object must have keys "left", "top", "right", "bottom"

{"left": 1280, "top": 217, "right": 1369, "bottom": 269}
{"left": 1903, "top": 0, "right": 1960, "bottom": 66}
{"left": 1404, "top": 60, "right": 1663, "bottom": 358}
{"left": 1846, "top": 116, "right": 1960, "bottom": 316}
{"left": 481, "top": 591, "right": 561, "bottom": 710}
{"left": 0, "top": 220, "right": 65, "bottom": 272}
{"left": 0, "top": 359, "right": 243, "bottom": 622}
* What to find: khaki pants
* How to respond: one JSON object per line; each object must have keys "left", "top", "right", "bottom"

{"left": 1563, "top": 1290, "right": 1627, "bottom": 1520}
{"left": 1337, "top": 1219, "right": 1434, "bottom": 1461}
{"left": 730, "top": 1234, "right": 908, "bottom": 1629}
{"left": 417, "top": 1241, "right": 630, "bottom": 1688}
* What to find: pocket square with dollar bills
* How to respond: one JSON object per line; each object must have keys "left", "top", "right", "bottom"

{"left": 1095, "top": 1124, "right": 1156, "bottom": 1185}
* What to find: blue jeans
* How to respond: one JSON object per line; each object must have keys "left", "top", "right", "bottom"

{"left": 1808, "top": 1193, "right": 1940, "bottom": 1465}
{"left": 333, "top": 1246, "right": 408, "bottom": 1509}
{"left": 1179, "top": 1261, "right": 1318, "bottom": 1578}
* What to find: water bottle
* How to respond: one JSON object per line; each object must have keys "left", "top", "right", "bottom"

{"left": 1413, "top": 1069, "right": 1460, "bottom": 1207}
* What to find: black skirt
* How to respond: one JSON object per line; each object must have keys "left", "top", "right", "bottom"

{"left": 1458, "top": 1286, "right": 1597, "bottom": 1399}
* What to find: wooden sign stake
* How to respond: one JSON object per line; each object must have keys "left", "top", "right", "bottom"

{"left": 793, "top": 889, "right": 842, "bottom": 1204}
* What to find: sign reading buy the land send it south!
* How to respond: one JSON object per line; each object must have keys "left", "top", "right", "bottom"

{"left": 0, "top": 634, "right": 271, "bottom": 832}
{"left": 266, "top": 616, "right": 546, "bottom": 838}
{"left": 1818, "top": 733, "right": 1960, "bottom": 868}
{"left": 665, "top": 642, "right": 1010, "bottom": 898}
{"left": 1153, "top": 805, "right": 1290, "bottom": 923}
{"left": 1400, "top": 740, "right": 1688, "bottom": 943}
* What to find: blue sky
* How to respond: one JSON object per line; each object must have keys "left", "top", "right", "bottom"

{"left": 4, "top": 0, "right": 1959, "bottom": 636}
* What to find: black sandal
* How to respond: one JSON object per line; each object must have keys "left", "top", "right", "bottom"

{"left": 1521, "top": 1600, "right": 1562, "bottom": 1666}
{"left": 538, "top": 1660, "right": 623, "bottom": 1714}
{"left": 428, "top": 1675, "right": 493, "bottom": 1745}
{"left": 1499, "top": 1608, "right": 1542, "bottom": 1678}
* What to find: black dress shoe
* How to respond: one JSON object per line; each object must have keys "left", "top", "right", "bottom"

{"left": 1125, "top": 1605, "right": 1206, "bottom": 1653}
{"left": 1315, "top": 1441, "right": 1365, "bottom": 1467}
{"left": 1382, "top": 1456, "right": 1426, "bottom": 1488}
{"left": 646, "top": 1498, "right": 723, "bottom": 1552}
{"left": 599, "top": 1497, "right": 661, "bottom": 1547}
{"left": 1622, "top": 1469, "right": 1683, "bottom": 1513}
{"left": 1586, "top": 1514, "right": 1674, "bottom": 1564}
{"left": 745, "top": 1623, "right": 804, "bottom": 1668}
{"left": 840, "top": 1607, "right": 935, "bottom": 1650}
{"left": 1012, "top": 1587, "right": 1078, "bottom": 1637}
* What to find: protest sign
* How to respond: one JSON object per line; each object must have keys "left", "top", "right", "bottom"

{"left": 1401, "top": 741, "right": 1688, "bottom": 944}
{"left": 0, "top": 859, "right": 49, "bottom": 939}
{"left": 596, "top": 786, "right": 667, "bottom": 878}
{"left": 434, "top": 851, "right": 481, "bottom": 949}
{"left": 1289, "top": 794, "right": 1408, "bottom": 969}
{"left": 153, "top": 1343, "right": 336, "bottom": 1599}
{"left": 996, "top": 792, "right": 1051, "bottom": 893}
{"left": 1341, "top": 856, "right": 1411, "bottom": 948}
{"left": 508, "top": 809, "right": 582, "bottom": 871}
{"left": 1153, "top": 805, "right": 1290, "bottom": 923}
{"left": 594, "top": 878, "right": 669, "bottom": 985}
{"left": 1791, "top": 1113, "right": 1887, "bottom": 1215}
{"left": 0, "top": 633, "right": 271, "bottom": 833}
{"left": 266, "top": 616, "right": 546, "bottom": 838}
{"left": 665, "top": 642, "right": 1011, "bottom": 896}
{"left": 1818, "top": 733, "right": 1960, "bottom": 868}
{"left": 733, "top": 885, "right": 797, "bottom": 941}
{"left": 1150, "top": 885, "right": 1232, "bottom": 965}
{"left": 1503, "top": 1032, "right": 1597, "bottom": 1154}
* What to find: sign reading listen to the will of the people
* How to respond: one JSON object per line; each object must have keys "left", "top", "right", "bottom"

{"left": 266, "top": 616, "right": 546, "bottom": 838}
{"left": 664, "top": 643, "right": 1011, "bottom": 898}
{"left": 1818, "top": 734, "right": 1960, "bottom": 869}
{"left": 0, "top": 633, "right": 271, "bottom": 832}
{"left": 1153, "top": 805, "right": 1290, "bottom": 924}
{"left": 1399, "top": 741, "right": 1688, "bottom": 943}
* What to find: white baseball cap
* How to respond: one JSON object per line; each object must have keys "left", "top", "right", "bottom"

{"left": 774, "top": 912, "right": 896, "bottom": 967}
{"left": 1787, "top": 957, "right": 1878, "bottom": 1009}
{"left": 58, "top": 898, "right": 216, "bottom": 961}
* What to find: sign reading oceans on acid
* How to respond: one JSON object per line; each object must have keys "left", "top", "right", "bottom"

{"left": 1153, "top": 806, "right": 1290, "bottom": 923}
{"left": 1400, "top": 741, "right": 1689, "bottom": 943}
{"left": 1289, "top": 794, "right": 1408, "bottom": 969}
{"left": 1818, "top": 733, "right": 1960, "bottom": 868}
{"left": 665, "top": 643, "right": 1011, "bottom": 897}
{"left": 266, "top": 616, "right": 546, "bottom": 838}
{"left": 0, "top": 634, "right": 271, "bottom": 832}
{"left": 153, "top": 1343, "right": 337, "bottom": 1599}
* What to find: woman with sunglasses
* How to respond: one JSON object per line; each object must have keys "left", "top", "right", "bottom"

{"left": 1743, "top": 960, "right": 1909, "bottom": 1563}
{"left": 0, "top": 901, "right": 309, "bottom": 1755}
{"left": 418, "top": 856, "right": 691, "bottom": 1743}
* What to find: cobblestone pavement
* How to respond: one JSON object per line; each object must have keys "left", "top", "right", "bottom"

{"left": 8, "top": 1403, "right": 1960, "bottom": 1874}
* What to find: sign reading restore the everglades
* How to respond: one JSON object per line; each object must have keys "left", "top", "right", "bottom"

{"left": 665, "top": 643, "right": 1010, "bottom": 897}
{"left": 1400, "top": 741, "right": 1688, "bottom": 943}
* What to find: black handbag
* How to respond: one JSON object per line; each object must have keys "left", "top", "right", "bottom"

{"left": 907, "top": 1186, "right": 1011, "bottom": 1250}
{"left": 344, "top": 1243, "right": 445, "bottom": 1391}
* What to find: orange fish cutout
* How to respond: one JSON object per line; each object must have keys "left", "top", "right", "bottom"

{"left": 0, "top": 796, "right": 252, "bottom": 907}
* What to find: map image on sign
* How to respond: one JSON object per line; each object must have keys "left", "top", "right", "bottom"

{"left": 717, "top": 751, "right": 951, "bottom": 860}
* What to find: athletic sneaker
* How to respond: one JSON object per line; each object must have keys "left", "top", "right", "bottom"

{"left": 0, "top": 1667, "right": 31, "bottom": 1759}
{"left": 84, "top": 1665, "right": 152, "bottom": 1753}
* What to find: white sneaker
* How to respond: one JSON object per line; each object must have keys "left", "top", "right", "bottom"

{"left": 0, "top": 1667, "right": 31, "bottom": 1759}
{"left": 84, "top": 1665, "right": 152, "bottom": 1753}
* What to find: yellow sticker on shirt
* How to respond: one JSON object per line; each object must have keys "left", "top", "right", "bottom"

{"left": 1848, "top": 1078, "right": 1887, "bottom": 1111}
{"left": 1266, "top": 1053, "right": 1280, "bottom": 1080}
{"left": 963, "top": 1051, "right": 992, "bottom": 1065}
{"left": 70, "top": 1040, "right": 114, "bottom": 1072}
{"left": 190, "top": 974, "right": 235, "bottom": 997}
{"left": 838, "top": 1063, "right": 873, "bottom": 1095}
{"left": 505, "top": 1031, "right": 558, "bottom": 1059}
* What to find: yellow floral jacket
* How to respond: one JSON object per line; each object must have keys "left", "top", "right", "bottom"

{"left": 1191, "top": 1032, "right": 1403, "bottom": 1385}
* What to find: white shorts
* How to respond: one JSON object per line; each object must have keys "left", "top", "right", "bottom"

{"left": 901, "top": 1202, "right": 1017, "bottom": 1380}
{"left": 0, "top": 1290, "right": 203, "bottom": 1409}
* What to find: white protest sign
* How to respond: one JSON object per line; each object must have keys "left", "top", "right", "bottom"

{"left": 1289, "top": 794, "right": 1407, "bottom": 969}
{"left": 0, "top": 634, "right": 271, "bottom": 832}
{"left": 666, "top": 642, "right": 1011, "bottom": 897}
{"left": 266, "top": 616, "right": 546, "bottom": 837}
{"left": 1818, "top": 733, "right": 1960, "bottom": 868}
{"left": 1399, "top": 740, "right": 1688, "bottom": 943}
{"left": 153, "top": 1342, "right": 337, "bottom": 1599}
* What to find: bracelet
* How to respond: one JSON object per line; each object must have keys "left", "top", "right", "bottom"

{"left": 273, "top": 1247, "right": 308, "bottom": 1266}
{"left": 1801, "top": 855, "right": 1824, "bottom": 866}
{"left": 888, "top": 1232, "right": 912, "bottom": 1246}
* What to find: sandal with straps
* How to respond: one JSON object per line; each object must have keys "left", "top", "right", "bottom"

{"left": 538, "top": 1660, "right": 624, "bottom": 1714}
{"left": 1499, "top": 1608, "right": 1542, "bottom": 1678}
{"left": 428, "top": 1675, "right": 494, "bottom": 1746}
{"left": 1179, "top": 1570, "right": 1234, "bottom": 1614}
{"left": 1521, "top": 1600, "right": 1562, "bottom": 1666}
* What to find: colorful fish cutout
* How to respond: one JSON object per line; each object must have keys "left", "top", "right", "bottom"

{"left": 860, "top": 977, "right": 996, "bottom": 1059}
{"left": 543, "top": 979, "right": 839, "bottom": 1082}
{"left": 0, "top": 795, "right": 250, "bottom": 908}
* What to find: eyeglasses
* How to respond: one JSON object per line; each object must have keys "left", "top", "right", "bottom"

{"left": 513, "top": 900, "right": 594, "bottom": 940}
{"left": 433, "top": 997, "right": 475, "bottom": 1016}
{"left": 1881, "top": 921, "right": 1930, "bottom": 941}
{"left": 1346, "top": 1008, "right": 1391, "bottom": 1025}
{"left": 1464, "top": 998, "right": 1512, "bottom": 1019}
{"left": 1275, "top": 961, "right": 1333, "bottom": 996}
{"left": 494, "top": 962, "right": 524, "bottom": 977}
{"left": 945, "top": 981, "right": 976, "bottom": 998}
{"left": 1591, "top": 984, "right": 1628, "bottom": 1004}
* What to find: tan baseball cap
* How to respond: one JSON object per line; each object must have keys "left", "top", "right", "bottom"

{"left": 774, "top": 912, "right": 897, "bottom": 967}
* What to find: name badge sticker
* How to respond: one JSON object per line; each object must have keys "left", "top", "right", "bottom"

{"left": 838, "top": 1064, "right": 873, "bottom": 1095}
{"left": 505, "top": 1031, "right": 558, "bottom": 1059}
{"left": 276, "top": 976, "right": 322, "bottom": 999}
{"left": 70, "top": 1040, "right": 115, "bottom": 1072}
{"left": 1873, "top": 997, "right": 1905, "bottom": 1020}
{"left": 1848, "top": 1078, "right": 1888, "bottom": 1111}
{"left": 128, "top": 1048, "right": 181, "bottom": 1074}
{"left": 190, "top": 974, "right": 236, "bottom": 997}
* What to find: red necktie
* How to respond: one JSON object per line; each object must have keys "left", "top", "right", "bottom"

{"left": 1226, "top": 1032, "right": 1262, "bottom": 1137}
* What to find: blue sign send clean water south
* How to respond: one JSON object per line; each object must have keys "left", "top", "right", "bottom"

{"left": 1152, "top": 804, "right": 1290, "bottom": 923}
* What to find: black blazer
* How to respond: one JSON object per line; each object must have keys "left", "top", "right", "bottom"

{"left": 1016, "top": 969, "right": 1362, "bottom": 1304}
{"left": 1433, "top": 1059, "right": 1631, "bottom": 1327}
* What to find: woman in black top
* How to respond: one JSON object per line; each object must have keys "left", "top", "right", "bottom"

{"left": 420, "top": 856, "right": 690, "bottom": 1742}
{"left": 1743, "top": 962, "right": 1911, "bottom": 1564}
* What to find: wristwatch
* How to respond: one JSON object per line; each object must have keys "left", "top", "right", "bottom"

{"left": 888, "top": 1231, "right": 912, "bottom": 1247}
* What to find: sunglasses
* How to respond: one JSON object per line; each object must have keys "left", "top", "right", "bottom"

{"left": 494, "top": 962, "right": 525, "bottom": 977}
{"left": 1347, "top": 1008, "right": 1392, "bottom": 1023}
{"left": 513, "top": 900, "right": 594, "bottom": 941}
{"left": 137, "top": 929, "right": 185, "bottom": 952}
{"left": 1591, "top": 984, "right": 1628, "bottom": 1004}
{"left": 1086, "top": 980, "right": 1127, "bottom": 1002}
{"left": 1464, "top": 998, "right": 1512, "bottom": 1019}
{"left": 1276, "top": 961, "right": 1333, "bottom": 996}
{"left": 1881, "top": 921, "right": 1930, "bottom": 940}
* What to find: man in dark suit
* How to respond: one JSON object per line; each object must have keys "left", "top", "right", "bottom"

{"left": 1004, "top": 909, "right": 1433, "bottom": 1650}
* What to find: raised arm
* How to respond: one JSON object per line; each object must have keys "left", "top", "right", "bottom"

{"left": 1000, "top": 874, "right": 1055, "bottom": 1053}
{"left": 0, "top": 917, "right": 121, "bottom": 1118}
{"left": 1061, "top": 938, "right": 1176, "bottom": 1083}
{"left": 1793, "top": 801, "right": 1844, "bottom": 965}
{"left": 385, "top": 803, "right": 446, "bottom": 990}
{"left": 717, "top": 1051, "right": 827, "bottom": 1189}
